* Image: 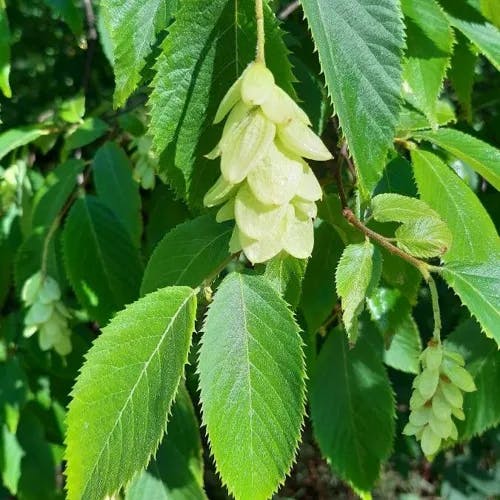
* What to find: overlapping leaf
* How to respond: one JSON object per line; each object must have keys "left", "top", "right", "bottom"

{"left": 310, "top": 328, "right": 395, "bottom": 492}
{"left": 65, "top": 286, "right": 197, "bottom": 500}
{"left": 411, "top": 149, "right": 500, "bottom": 263}
{"left": 301, "top": 0, "right": 405, "bottom": 197}
{"left": 199, "top": 273, "right": 305, "bottom": 500}
{"left": 401, "top": 0, "right": 454, "bottom": 125}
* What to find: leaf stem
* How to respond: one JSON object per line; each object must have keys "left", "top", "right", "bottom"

{"left": 427, "top": 275, "right": 442, "bottom": 341}
{"left": 342, "top": 208, "right": 431, "bottom": 280}
{"left": 255, "top": 0, "right": 265, "bottom": 63}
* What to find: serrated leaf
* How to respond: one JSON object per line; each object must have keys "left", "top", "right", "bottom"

{"left": 367, "top": 287, "right": 422, "bottom": 374}
{"left": 395, "top": 216, "right": 452, "bottom": 258}
{"left": 371, "top": 193, "right": 439, "bottom": 223}
{"left": 149, "top": 0, "right": 294, "bottom": 206}
{"left": 93, "top": 143, "right": 142, "bottom": 246}
{"left": 412, "top": 128, "right": 500, "bottom": 190}
{"left": 411, "top": 148, "right": 500, "bottom": 263}
{"left": 440, "top": 0, "right": 500, "bottom": 70}
{"left": 442, "top": 260, "right": 500, "bottom": 345}
{"left": 0, "top": 2, "right": 11, "bottom": 98}
{"left": 0, "top": 357, "right": 28, "bottom": 431}
{"left": 125, "top": 385, "right": 206, "bottom": 500}
{"left": 261, "top": 252, "right": 307, "bottom": 309}
{"left": 199, "top": 273, "right": 305, "bottom": 500}
{"left": 141, "top": 215, "right": 231, "bottom": 295}
{"left": 448, "top": 32, "right": 477, "bottom": 121}
{"left": 300, "top": 222, "right": 344, "bottom": 334}
{"left": 336, "top": 241, "right": 382, "bottom": 340}
{"left": 63, "top": 196, "right": 143, "bottom": 324}
{"left": 310, "top": 328, "right": 395, "bottom": 491}
{"left": 65, "top": 286, "right": 197, "bottom": 500}
{"left": 445, "top": 319, "right": 500, "bottom": 439}
{"left": 301, "top": 0, "right": 405, "bottom": 197}
{"left": 101, "top": 0, "right": 172, "bottom": 107}
{"left": 0, "top": 126, "right": 50, "bottom": 160}
{"left": 401, "top": 0, "right": 454, "bottom": 125}
{"left": 397, "top": 101, "right": 457, "bottom": 135}
{"left": 32, "top": 160, "right": 84, "bottom": 229}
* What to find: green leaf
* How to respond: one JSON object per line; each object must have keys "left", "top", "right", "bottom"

{"left": 411, "top": 149, "right": 500, "bottom": 263}
{"left": 1, "top": 425, "right": 24, "bottom": 494}
{"left": 445, "top": 319, "right": 500, "bottom": 439}
{"left": 199, "top": 273, "right": 305, "bottom": 500}
{"left": 397, "top": 100, "right": 456, "bottom": 134}
{"left": 442, "top": 260, "right": 500, "bottom": 345}
{"left": 336, "top": 241, "right": 382, "bottom": 340}
{"left": 367, "top": 287, "right": 422, "bottom": 374}
{"left": 412, "top": 128, "right": 500, "bottom": 190}
{"left": 394, "top": 216, "right": 452, "bottom": 258}
{"left": 301, "top": 0, "right": 405, "bottom": 197}
{"left": 58, "top": 94, "right": 85, "bottom": 124}
{"left": 371, "top": 193, "right": 440, "bottom": 223}
{"left": 261, "top": 252, "right": 306, "bottom": 309}
{"left": 43, "top": 0, "right": 84, "bottom": 38}
{"left": 93, "top": 143, "right": 142, "bottom": 246}
{"left": 63, "top": 196, "right": 143, "bottom": 324}
{"left": 440, "top": 0, "right": 500, "bottom": 70}
{"left": 101, "top": 0, "right": 173, "bottom": 107}
{"left": 0, "top": 126, "right": 50, "bottom": 161}
{"left": 148, "top": 0, "right": 295, "bottom": 204}
{"left": 401, "top": 0, "right": 454, "bottom": 125}
{"left": 65, "top": 286, "right": 197, "bottom": 500}
{"left": 310, "top": 328, "right": 395, "bottom": 491}
{"left": 32, "top": 160, "right": 84, "bottom": 229}
{"left": 448, "top": 32, "right": 477, "bottom": 121}
{"left": 300, "top": 222, "right": 344, "bottom": 334}
{"left": 125, "top": 385, "right": 206, "bottom": 500}
{"left": 141, "top": 215, "right": 231, "bottom": 295}
{"left": 64, "top": 117, "right": 108, "bottom": 151}
{"left": 0, "top": 1, "right": 11, "bottom": 98}
{"left": 0, "top": 357, "right": 28, "bottom": 432}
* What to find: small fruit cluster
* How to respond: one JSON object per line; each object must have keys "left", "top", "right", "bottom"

{"left": 403, "top": 341, "right": 476, "bottom": 458}
{"left": 204, "top": 61, "right": 332, "bottom": 264}
{"left": 131, "top": 136, "right": 157, "bottom": 190}
{"left": 22, "top": 272, "right": 72, "bottom": 355}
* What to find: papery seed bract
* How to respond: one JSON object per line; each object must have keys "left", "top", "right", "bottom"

{"left": 451, "top": 406, "right": 465, "bottom": 420}
{"left": 282, "top": 206, "right": 314, "bottom": 259}
{"left": 410, "top": 389, "right": 426, "bottom": 409}
{"left": 239, "top": 229, "right": 285, "bottom": 264}
{"left": 295, "top": 163, "right": 323, "bottom": 201}
{"left": 25, "top": 301, "right": 54, "bottom": 326}
{"left": 240, "top": 62, "right": 275, "bottom": 106}
{"left": 214, "top": 78, "right": 242, "bottom": 124}
{"left": 429, "top": 414, "right": 453, "bottom": 439}
{"left": 235, "top": 184, "right": 288, "bottom": 240}
{"left": 228, "top": 227, "right": 242, "bottom": 254}
{"left": 417, "top": 368, "right": 440, "bottom": 400}
{"left": 221, "top": 110, "right": 275, "bottom": 184}
{"left": 421, "top": 426, "right": 441, "bottom": 457}
{"left": 443, "top": 364, "right": 477, "bottom": 393}
{"left": 216, "top": 198, "right": 235, "bottom": 223}
{"left": 431, "top": 389, "right": 451, "bottom": 420}
{"left": 402, "top": 422, "right": 422, "bottom": 436}
{"left": 423, "top": 345, "right": 442, "bottom": 370}
{"left": 293, "top": 198, "right": 318, "bottom": 219}
{"left": 21, "top": 272, "right": 43, "bottom": 305}
{"left": 246, "top": 143, "right": 303, "bottom": 205}
{"left": 278, "top": 119, "right": 333, "bottom": 161}
{"left": 443, "top": 349, "right": 465, "bottom": 366}
{"left": 204, "top": 175, "right": 237, "bottom": 208}
{"left": 440, "top": 379, "right": 463, "bottom": 408}
{"left": 39, "top": 276, "right": 61, "bottom": 304}
{"left": 409, "top": 406, "right": 431, "bottom": 426}
{"left": 260, "top": 85, "right": 311, "bottom": 125}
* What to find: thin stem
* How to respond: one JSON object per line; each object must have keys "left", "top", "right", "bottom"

{"left": 255, "top": 0, "right": 265, "bottom": 63}
{"left": 342, "top": 208, "right": 431, "bottom": 281}
{"left": 427, "top": 275, "right": 442, "bottom": 341}
{"left": 41, "top": 213, "right": 63, "bottom": 277}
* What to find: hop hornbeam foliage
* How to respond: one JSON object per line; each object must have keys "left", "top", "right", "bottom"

{"left": 131, "top": 135, "right": 157, "bottom": 190}
{"left": 21, "top": 271, "right": 72, "bottom": 356}
{"left": 204, "top": 61, "right": 332, "bottom": 264}
{"left": 403, "top": 341, "right": 476, "bottom": 458}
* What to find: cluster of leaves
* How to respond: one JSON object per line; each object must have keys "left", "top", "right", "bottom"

{"left": 0, "top": 1, "right": 499, "bottom": 499}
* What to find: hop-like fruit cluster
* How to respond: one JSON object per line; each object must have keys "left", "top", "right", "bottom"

{"left": 131, "top": 136, "right": 157, "bottom": 190}
{"left": 403, "top": 341, "right": 476, "bottom": 458}
{"left": 204, "top": 61, "right": 332, "bottom": 264}
{"left": 22, "top": 272, "right": 72, "bottom": 356}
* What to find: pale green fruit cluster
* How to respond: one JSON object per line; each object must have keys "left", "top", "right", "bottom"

{"left": 204, "top": 61, "right": 332, "bottom": 264}
{"left": 403, "top": 341, "right": 476, "bottom": 459}
{"left": 22, "top": 272, "right": 72, "bottom": 356}
{"left": 131, "top": 136, "right": 156, "bottom": 190}
{"left": 0, "top": 160, "right": 27, "bottom": 210}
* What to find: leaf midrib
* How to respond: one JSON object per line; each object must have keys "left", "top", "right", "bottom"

{"left": 80, "top": 288, "right": 195, "bottom": 498}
